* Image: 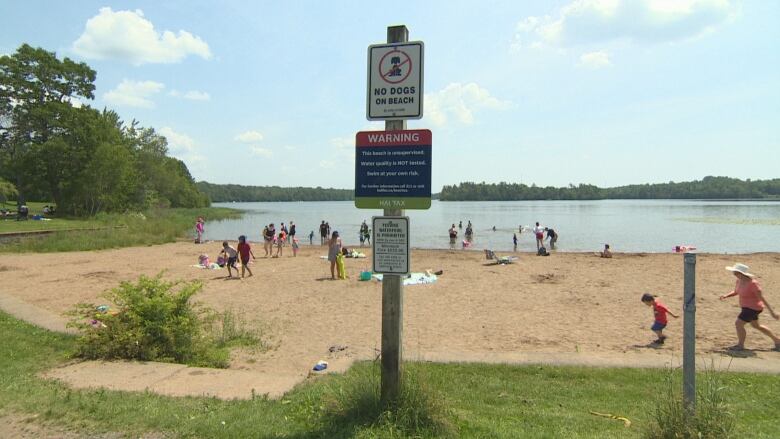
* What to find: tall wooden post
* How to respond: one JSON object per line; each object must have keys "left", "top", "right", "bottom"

{"left": 683, "top": 253, "right": 696, "bottom": 415}
{"left": 380, "top": 24, "right": 408, "bottom": 405}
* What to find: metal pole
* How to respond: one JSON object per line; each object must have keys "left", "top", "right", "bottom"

{"left": 380, "top": 24, "right": 408, "bottom": 405}
{"left": 683, "top": 253, "right": 696, "bottom": 414}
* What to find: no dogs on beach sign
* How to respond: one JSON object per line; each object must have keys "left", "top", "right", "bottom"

{"left": 367, "top": 42, "right": 424, "bottom": 120}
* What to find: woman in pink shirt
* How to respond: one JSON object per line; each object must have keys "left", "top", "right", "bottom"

{"left": 719, "top": 263, "right": 780, "bottom": 351}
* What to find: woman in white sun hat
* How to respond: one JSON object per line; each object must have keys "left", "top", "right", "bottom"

{"left": 719, "top": 263, "right": 780, "bottom": 351}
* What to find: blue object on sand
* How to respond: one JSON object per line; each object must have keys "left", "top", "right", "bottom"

{"left": 313, "top": 361, "right": 328, "bottom": 371}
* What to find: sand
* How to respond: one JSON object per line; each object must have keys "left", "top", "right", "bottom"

{"left": 2, "top": 241, "right": 780, "bottom": 382}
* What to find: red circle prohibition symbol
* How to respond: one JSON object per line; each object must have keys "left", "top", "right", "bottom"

{"left": 379, "top": 49, "right": 413, "bottom": 84}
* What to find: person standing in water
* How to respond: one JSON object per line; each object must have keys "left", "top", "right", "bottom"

{"left": 533, "top": 222, "right": 544, "bottom": 250}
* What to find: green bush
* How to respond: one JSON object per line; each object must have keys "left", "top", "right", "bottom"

{"left": 319, "top": 362, "right": 457, "bottom": 438}
{"left": 645, "top": 365, "right": 735, "bottom": 439}
{"left": 68, "top": 274, "right": 257, "bottom": 368}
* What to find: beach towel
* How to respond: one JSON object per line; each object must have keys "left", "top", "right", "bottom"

{"left": 336, "top": 253, "right": 347, "bottom": 279}
{"left": 191, "top": 264, "right": 222, "bottom": 270}
{"left": 372, "top": 272, "right": 438, "bottom": 285}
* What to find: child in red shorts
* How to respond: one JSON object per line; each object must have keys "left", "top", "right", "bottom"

{"left": 641, "top": 293, "right": 678, "bottom": 344}
{"left": 237, "top": 235, "right": 255, "bottom": 278}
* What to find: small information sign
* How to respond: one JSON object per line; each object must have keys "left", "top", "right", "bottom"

{"left": 372, "top": 216, "right": 410, "bottom": 275}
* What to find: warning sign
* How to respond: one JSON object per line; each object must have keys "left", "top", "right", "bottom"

{"left": 367, "top": 42, "right": 423, "bottom": 120}
{"left": 372, "top": 216, "right": 410, "bottom": 275}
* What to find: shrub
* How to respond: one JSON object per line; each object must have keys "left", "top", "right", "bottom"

{"left": 319, "top": 362, "right": 457, "bottom": 438}
{"left": 645, "top": 365, "right": 734, "bottom": 439}
{"left": 68, "top": 274, "right": 258, "bottom": 368}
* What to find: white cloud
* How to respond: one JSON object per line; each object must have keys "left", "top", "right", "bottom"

{"left": 159, "top": 126, "right": 195, "bottom": 153}
{"left": 158, "top": 126, "right": 206, "bottom": 174}
{"left": 579, "top": 50, "right": 611, "bottom": 68}
{"left": 319, "top": 160, "right": 337, "bottom": 169}
{"left": 103, "top": 79, "right": 164, "bottom": 108}
{"left": 170, "top": 89, "right": 211, "bottom": 101}
{"left": 235, "top": 130, "right": 264, "bottom": 143}
{"left": 424, "top": 82, "right": 511, "bottom": 127}
{"left": 514, "top": 0, "right": 737, "bottom": 48}
{"left": 72, "top": 7, "right": 212, "bottom": 65}
{"left": 250, "top": 147, "right": 273, "bottom": 158}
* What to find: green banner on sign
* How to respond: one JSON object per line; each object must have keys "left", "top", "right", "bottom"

{"left": 355, "top": 197, "right": 431, "bottom": 210}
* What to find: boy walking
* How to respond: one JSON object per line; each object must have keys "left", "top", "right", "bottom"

{"left": 641, "top": 293, "right": 678, "bottom": 344}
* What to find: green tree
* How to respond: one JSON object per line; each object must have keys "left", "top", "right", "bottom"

{"left": 0, "top": 177, "right": 17, "bottom": 204}
{"left": 0, "top": 44, "right": 96, "bottom": 204}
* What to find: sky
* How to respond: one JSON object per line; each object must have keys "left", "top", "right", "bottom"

{"left": 1, "top": 0, "right": 778, "bottom": 191}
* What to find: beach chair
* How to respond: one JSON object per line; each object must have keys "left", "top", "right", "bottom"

{"left": 484, "top": 249, "right": 517, "bottom": 265}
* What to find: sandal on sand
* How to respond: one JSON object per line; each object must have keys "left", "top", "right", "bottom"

{"left": 727, "top": 345, "right": 745, "bottom": 351}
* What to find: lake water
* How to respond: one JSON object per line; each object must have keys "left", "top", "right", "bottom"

{"left": 204, "top": 200, "right": 780, "bottom": 253}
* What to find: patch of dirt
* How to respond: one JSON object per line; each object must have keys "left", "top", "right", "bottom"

{"left": 534, "top": 273, "right": 562, "bottom": 284}
{"left": 0, "top": 413, "right": 167, "bottom": 438}
{"left": 81, "top": 271, "right": 117, "bottom": 280}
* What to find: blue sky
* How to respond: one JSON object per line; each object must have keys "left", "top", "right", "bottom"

{"left": 1, "top": 1, "right": 778, "bottom": 191}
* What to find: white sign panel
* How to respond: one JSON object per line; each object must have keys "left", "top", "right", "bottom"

{"left": 372, "top": 216, "right": 410, "bottom": 275}
{"left": 367, "top": 42, "right": 424, "bottom": 120}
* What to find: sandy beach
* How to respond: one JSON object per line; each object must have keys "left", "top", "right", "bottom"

{"left": 2, "top": 241, "right": 779, "bottom": 380}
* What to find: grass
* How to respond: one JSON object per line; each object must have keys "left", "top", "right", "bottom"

{"left": 2, "top": 311, "right": 780, "bottom": 438}
{"left": 0, "top": 207, "right": 241, "bottom": 252}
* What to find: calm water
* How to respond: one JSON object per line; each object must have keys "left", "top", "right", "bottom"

{"left": 203, "top": 200, "right": 780, "bottom": 253}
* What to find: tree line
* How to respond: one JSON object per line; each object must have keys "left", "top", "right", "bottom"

{"left": 196, "top": 181, "right": 353, "bottom": 202}
{"left": 440, "top": 177, "right": 780, "bottom": 201}
{"left": 0, "top": 44, "right": 208, "bottom": 216}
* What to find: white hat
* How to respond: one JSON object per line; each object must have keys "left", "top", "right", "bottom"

{"left": 725, "top": 263, "right": 755, "bottom": 278}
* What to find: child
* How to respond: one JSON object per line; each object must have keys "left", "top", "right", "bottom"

{"left": 220, "top": 241, "right": 239, "bottom": 278}
{"left": 600, "top": 244, "right": 612, "bottom": 258}
{"left": 198, "top": 254, "right": 210, "bottom": 267}
{"left": 641, "top": 293, "right": 678, "bottom": 344}
{"left": 309, "top": 230, "right": 314, "bottom": 245}
{"left": 195, "top": 217, "right": 205, "bottom": 243}
{"left": 513, "top": 233, "right": 518, "bottom": 251}
{"left": 291, "top": 237, "right": 299, "bottom": 257}
{"left": 275, "top": 231, "right": 285, "bottom": 257}
{"left": 237, "top": 235, "right": 255, "bottom": 278}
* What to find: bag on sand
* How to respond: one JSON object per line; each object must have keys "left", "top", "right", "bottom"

{"left": 537, "top": 246, "right": 549, "bottom": 256}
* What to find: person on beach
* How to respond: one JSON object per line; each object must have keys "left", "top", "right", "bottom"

{"left": 320, "top": 221, "right": 327, "bottom": 245}
{"left": 289, "top": 221, "right": 296, "bottom": 243}
{"left": 719, "top": 263, "right": 780, "bottom": 351}
{"left": 237, "top": 235, "right": 255, "bottom": 278}
{"left": 545, "top": 227, "right": 558, "bottom": 249}
{"left": 448, "top": 224, "right": 458, "bottom": 250}
{"left": 458, "top": 220, "right": 462, "bottom": 229}
{"left": 328, "top": 230, "right": 342, "bottom": 280}
{"left": 291, "top": 237, "right": 299, "bottom": 257}
{"left": 195, "top": 217, "right": 205, "bottom": 243}
{"left": 513, "top": 233, "right": 518, "bottom": 251}
{"left": 264, "top": 223, "right": 276, "bottom": 256}
{"left": 275, "top": 230, "right": 285, "bottom": 257}
{"left": 641, "top": 293, "right": 678, "bottom": 345}
{"left": 309, "top": 230, "right": 314, "bottom": 245}
{"left": 600, "top": 244, "right": 613, "bottom": 258}
{"left": 533, "top": 222, "right": 544, "bottom": 250}
{"left": 220, "top": 241, "right": 239, "bottom": 278}
{"left": 359, "top": 221, "right": 369, "bottom": 247}
{"left": 465, "top": 224, "right": 474, "bottom": 242}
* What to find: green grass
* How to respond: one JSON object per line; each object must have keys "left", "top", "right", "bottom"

{"left": 2, "top": 311, "right": 779, "bottom": 438}
{"left": 0, "top": 207, "right": 240, "bottom": 252}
